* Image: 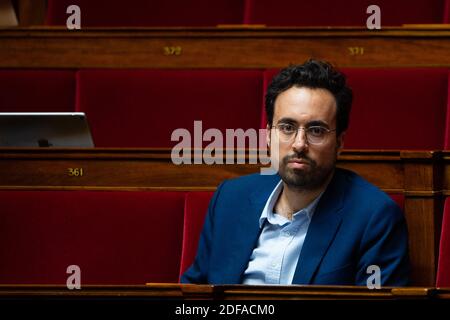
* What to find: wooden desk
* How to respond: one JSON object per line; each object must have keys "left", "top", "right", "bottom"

{"left": 0, "top": 148, "right": 438, "bottom": 192}
{"left": 0, "top": 284, "right": 435, "bottom": 300}
{"left": 2, "top": 284, "right": 448, "bottom": 319}
{"left": 0, "top": 26, "right": 449, "bottom": 69}
{"left": 0, "top": 148, "right": 445, "bottom": 286}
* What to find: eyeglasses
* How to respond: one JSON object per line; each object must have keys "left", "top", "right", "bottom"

{"left": 271, "top": 123, "right": 336, "bottom": 145}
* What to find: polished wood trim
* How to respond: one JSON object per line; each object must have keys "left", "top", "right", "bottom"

{"left": 17, "top": 0, "right": 46, "bottom": 27}
{"left": 0, "top": 284, "right": 184, "bottom": 298}
{"left": 435, "top": 288, "right": 450, "bottom": 299}
{"left": 0, "top": 148, "right": 430, "bottom": 193}
{"left": 0, "top": 284, "right": 436, "bottom": 300}
{"left": 0, "top": 148, "right": 421, "bottom": 191}
{"left": 0, "top": 283, "right": 214, "bottom": 299}
{"left": 0, "top": 147, "right": 429, "bottom": 160}
{"left": 2, "top": 26, "right": 450, "bottom": 37}
{"left": 0, "top": 148, "right": 408, "bottom": 160}
{"left": 0, "top": 27, "right": 449, "bottom": 68}
{"left": 391, "top": 287, "right": 435, "bottom": 297}
{"left": 214, "top": 285, "right": 434, "bottom": 300}
{"left": 0, "top": 185, "right": 217, "bottom": 191}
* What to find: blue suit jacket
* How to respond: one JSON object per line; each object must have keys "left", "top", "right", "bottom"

{"left": 181, "top": 168, "right": 410, "bottom": 286}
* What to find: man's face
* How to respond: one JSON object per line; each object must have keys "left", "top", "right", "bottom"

{"left": 267, "top": 86, "right": 344, "bottom": 190}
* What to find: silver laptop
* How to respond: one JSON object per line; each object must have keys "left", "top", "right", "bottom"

{"left": 0, "top": 112, "right": 94, "bottom": 147}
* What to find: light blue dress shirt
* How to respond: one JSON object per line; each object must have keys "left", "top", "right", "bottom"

{"left": 242, "top": 180, "right": 323, "bottom": 285}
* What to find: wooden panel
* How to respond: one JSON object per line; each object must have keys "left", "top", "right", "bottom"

{"left": 442, "top": 151, "right": 450, "bottom": 196}
{"left": 0, "top": 27, "right": 449, "bottom": 68}
{"left": 401, "top": 150, "right": 444, "bottom": 286}
{"left": 404, "top": 197, "right": 443, "bottom": 286}
{"left": 0, "top": 148, "right": 261, "bottom": 190}
{"left": 402, "top": 150, "right": 444, "bottom": 194}
{"left": 0, "top": 148, "right": 409, "bottom": 190}
{"left": 0, "top": 148, "right": 434, "bottom": 193}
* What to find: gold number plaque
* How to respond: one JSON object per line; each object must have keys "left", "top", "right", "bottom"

{"left": 348, "top": 47, "right": 365, "bottom": 55}
{"left": 68, "top": 168, "right": 83, "bottom": 177}
{"left": 163, "top": 46, "right": 182, "bottom": 56}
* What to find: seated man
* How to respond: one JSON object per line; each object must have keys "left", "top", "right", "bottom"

{"left": 181, "top": 59, "right": 410, "bottom": 286}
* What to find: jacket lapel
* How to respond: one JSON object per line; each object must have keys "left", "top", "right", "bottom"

{"left": 224, "top": 174, "right": 281, "bottom": 283}
{"left": 292, "top": 170, "right": 347, "bottom": 284}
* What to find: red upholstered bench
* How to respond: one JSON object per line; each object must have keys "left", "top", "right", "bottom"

{"left": 76, "top": 69, "right": 263, "bottom": 147}
{"left": 244, "top": 0, "right": 447, "bottom": 26}
{"left": 0, "top": 187, "right": 407, "bottom": 285}
{"left": 46, "top": 0, "right": 244, "bottom": 27}
{"left": 0, "top": 190, "right": 185, "bottom": 284}
{"left": 263, "top": 68, "right": 449, "bottom": 149}
{"left": 0, "top": 70, "right": 76, "bottom": 112}
{"left": 437, "top": 197, "right": 450, "bottom": 287}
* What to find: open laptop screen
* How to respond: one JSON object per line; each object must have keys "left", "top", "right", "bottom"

{"left": 0, "top": 112, "right": 94, "bottom": 147}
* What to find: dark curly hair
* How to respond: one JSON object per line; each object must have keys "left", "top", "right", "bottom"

{"left": 265, "top": 59, "right": 353, "bottom": 135}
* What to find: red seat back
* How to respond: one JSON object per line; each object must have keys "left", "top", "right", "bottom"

{"left": 264, "top": 68, "right": 449, "bottom": 149}
{"left": 344, "top": 68, "right": 448, "bottom": 149}
{"left": 76, "top": 70, "right": 263, "bottom": 147}
{"left": 244, "top": 0, "right": 446, "bottom": 26}
{"left": 0, "top": 190, "right": 185, "bottom": 284}
{"left": 46, "top": 0, "right": 244, "bottom": 27}
{"left": 0, "top": 70, "right": 75, "bottom": 112}
{"left": 0, "top": 187, "right": 407, "bottom": 285}
{"left": 179, "top": 191, "right": 214, "bottom": 277}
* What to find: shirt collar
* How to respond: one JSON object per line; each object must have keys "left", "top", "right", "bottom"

{"left": 258, "top": 180, "right": 324, "bottom": 227}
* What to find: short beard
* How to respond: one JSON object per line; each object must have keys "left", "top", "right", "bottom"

{"left": 278, "top": 152, "right": 336, "bottom": 191}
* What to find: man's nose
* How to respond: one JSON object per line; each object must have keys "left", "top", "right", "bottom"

{"left": 292, "top": 128, "right": 308, "bottom": 152}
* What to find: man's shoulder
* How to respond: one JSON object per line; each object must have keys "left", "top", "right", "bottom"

{"left": 336, "top": 168, "right": 399, "bottom": 207}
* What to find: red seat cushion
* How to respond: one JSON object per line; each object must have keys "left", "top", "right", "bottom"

{"left": 179, "top": 191, "right": 214, "bottom": 277}
{"left": 0, "top": 191, "right": 185, "bottom": 284}
{"left": 264, "top": 68, "right": 448, "bottom": 149}
{"left": 437, "top": 197, "right": 450, "bottom": 287}
{"left": 76, "top": 69, "right": 263, "bottom": 147}
{"left": 0, "top": 70, "right": 75, "bottom": 112}
{"left": 244, "top": 0, "right": 446, "bottom": 26}
{"left": 46, "top": 0, "right": 244, "bottom": 27}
